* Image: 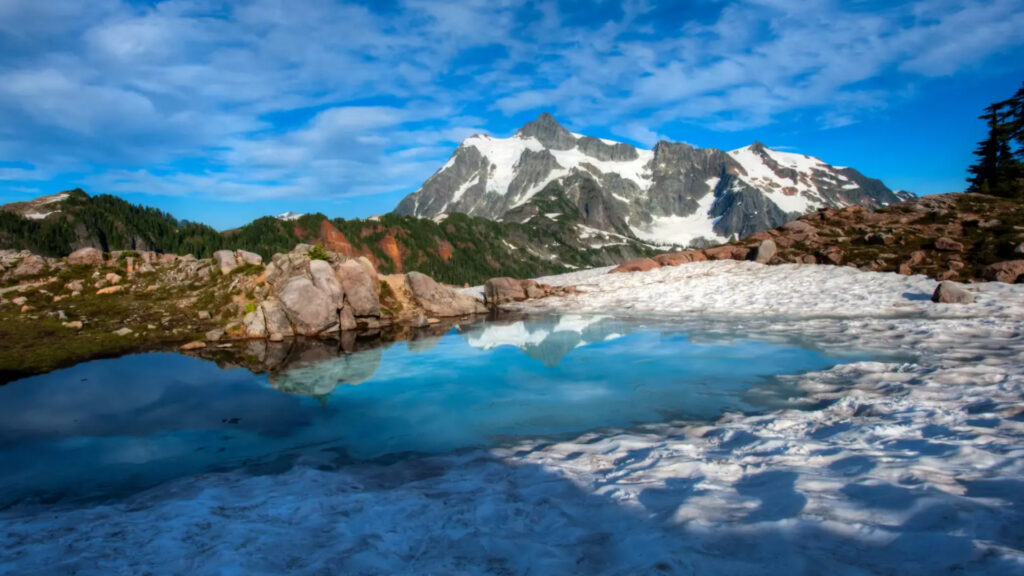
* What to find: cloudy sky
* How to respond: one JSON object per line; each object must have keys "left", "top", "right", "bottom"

{"left": 1, "top": 0, "right": 1022, "bottom": 229}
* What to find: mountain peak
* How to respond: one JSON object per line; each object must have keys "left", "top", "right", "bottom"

{"left": 515, "top": 112, "right": 577, "bottom": 150}
{"left": 749, "top": 141, "right": 769, "bottom": 154}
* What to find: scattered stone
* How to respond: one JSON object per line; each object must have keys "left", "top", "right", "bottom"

{"left": 11, "top": 296, "right": 27, "bottom": 306}
{"left": 932, "top": 281, "right": 974, "bottom": 304}
{"left": 609, "top": 258, "right": 660, "bottom": 273}
{"left": 198, "top": 310, "right": 211, "bottom": 320}
{"left": 934, "top": 237, "right": 964, "bottom": 252}
{"left": 105, "top": 272, "right": 122, "bottom": 284}
{"left": 96, "top": 285, "right": 123, "bottom": 295}
{"left": 113, "top": 327, "right": 133, "bottom": 336}
{"left": 205, "top": 328, "right": 226, "bottom": 342}
{"left": 982, "top": 260, "right": 1024, "bottom": 284}
{"left": 180, "top": 340, "right": 207, "bottom": 351}
{"left": 65, "top": 280, "right": 83, "bottom": 292}
{"left": 653, "top": 251, "right": 707, "bottom": 267}
{"left": 703, "top": 245, "right": 749, "bottom": 261}
{"left": 68, "top": 247, "right": 104, "bottom": 266}
{"left": 63, "top": 321, "right": 83, "bottom": 330}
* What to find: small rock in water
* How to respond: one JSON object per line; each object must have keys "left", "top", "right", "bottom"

{"left": 180, "top": 340, "right": 206, "bottom": 350}
{"left": 931, "top": 281, "right": 974, "bottom": 304}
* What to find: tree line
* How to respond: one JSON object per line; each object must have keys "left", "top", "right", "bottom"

{"left": 968, "top": 82, "right": 1024, "bottom": 199}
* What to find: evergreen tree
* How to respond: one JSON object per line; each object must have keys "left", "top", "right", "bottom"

{"left": 968, "top": 83, "right": 1024, "bottom": 200}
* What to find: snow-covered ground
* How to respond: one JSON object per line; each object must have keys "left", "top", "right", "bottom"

{"left": 3, "top": 262, "right": 1023, "bottom": 575}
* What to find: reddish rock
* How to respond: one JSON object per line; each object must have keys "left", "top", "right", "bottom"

{"left": 609, "top": 258, "right": 661, "bottom": 273}
{"left": 653, "top": 251, "right": 706, "bottom": 267}
{"left": 982, "top": 260, "right": 1024, "bottom": 284}
{"left": 934, "top": 237, "right": 964, "bottom": 252}
{"left": 703, "top": 246, "right": 748, "bottom": 261}
{"left": 68, "top": 247, "right": 103, "bottom": 266}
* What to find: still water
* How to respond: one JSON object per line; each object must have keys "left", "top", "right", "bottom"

{"left": 0, "top": 315, "right": 865, "bottom": 507}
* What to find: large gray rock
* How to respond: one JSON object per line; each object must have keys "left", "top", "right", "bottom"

{"left": 931, "top": 281, "right": 974, "bottom": 304}
{"left": 237, "top": 250, "right": 263, "bottom": 266}
{"left": 278, "top": 278, "right": 336, "bottom": 336}
{"left": 407, "top": 271, "right": 486, "bottom": 317}
{"left": 212, "top": 250, "right": 237, "bottom": 275}
{"left": 11, "top": 254, "right": 45, "bottom": 278}
{"left": 310, "top": 259, "right": 344, "bottom": 307}
{"left": 982, "top": 260, "right": 1024, "bottom": 284}
{"left": 262, "top": 300, "right": 292, "bottom": 338}
{"left": 68, "top": 247, "right": 103, "bottom": 266}
{"left": 243, "top": 306, "right": 268, "bottom": 338}
{"left": 752, "top": 239, "right": 777, "bottom": 264}
{"left": 338, "top": 259, "right": 379, "bottom": 317}
{"left": 484, "top": 277, "right": 527, "bottom": 306}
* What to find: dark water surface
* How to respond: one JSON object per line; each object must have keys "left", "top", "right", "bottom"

{"left": 0, "top": 315, "right": 868, "bottom": 507}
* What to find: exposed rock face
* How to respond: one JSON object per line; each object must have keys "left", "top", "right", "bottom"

{"left": 406, "top": 271, "right": 486, "bottom": 317}
{"left": 484, "top": 277, "right": 527, "bottom": 305}
{"left": 654, "top": 251, "right": 707, "bottom": 266}
{"left": 237, "top": 250, "right": 263, "bottom": 266}
{"left": 243, "top": 306, "right": 268, "bottom": 339}
{"left": 309, "top": 260, "right": 344, "bottom": 307}
{"left": 262, "top": 301, "right": 292, "bottom": 338}
{"left": 932, "top": 281, "right": 975, "bottom": 304}
{"left": 395, "top": 112, "right": 906, "bottom": 247}
{"left": 68, "top": 247, "right": 103, "bottom": 266}
{"left": 983, "top": 261, "right": 1024, "bottom": 284}
{"left": 278, "top": 277, "right": 336, "bottom": 336}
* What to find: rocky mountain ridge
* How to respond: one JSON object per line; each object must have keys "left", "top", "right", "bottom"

{"left": 394, "top": 113, "right": 910, "bottom": 246}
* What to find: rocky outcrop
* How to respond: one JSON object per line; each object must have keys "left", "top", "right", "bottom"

{"left": 483, "top": 277, "right": 551, "bottom": 307}
{"left": 615, "top": 193, "right": 1024, "bottom": 283}
{"left": 609, "top": 258, "right": 660, "bottom": 274}
{"left": 279, "top": 277, "right": 337, "bottom": 336}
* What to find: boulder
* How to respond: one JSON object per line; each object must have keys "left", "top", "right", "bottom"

{"left": 703, "top": 245, "right": 749, "bottom": 261}
{"left": 262, "top": 300, "right": 293, "bottom": 338}
{"left": 237, "top": 250, "right": 263, "bottom": 266}
{"left": 934, "top": 237, "right": 964, "bottom": 252}
{"left": 654, "top": 251, "right": 706, "bottom": 267}
{"left": 11, "top": 296, "right": 27, "bottom": 306}
{"left": 982, "top": 260, "right": 1024, "bottom": 284}
{"left": 310, "top": 259, "right": 344, "bottom": 307}
{"left": 205, "top": 328, "right": 226, "bottom": 342}
{"left": 63, "top": 321, "right": 83, "bottom": 330}
{"left": 12, "top": 254, "right": 46, "bottom": 278}
{"left": 406, "top": 271, "right": 485, "bottom": 317}
{"left": 96, "top": 285, "right": 123, "bottom": 295}
{"left": 931, "top": 281, "right": 974, "bottom": 304}
{"left": 609, "top": 257, "right": 661, "bottom": 273}
{"left": 180, "top": 341, "right": 207, "bottom": 351}
{"left": 65, "top": 280, "right": 84, "bottom": 292}
{"left": 104, "top": 272, "right": 122, "bottom": 284}
{"left": 484, "top": 277, "right": 527, "bottom": 306}
{"left": 752, "top": 239, "right": 777, "bottom": 264}
{"left": 68, "top": 247, "right": 104, "bottom": 266}
{"left": 278, "top": 277, "right": 336, "bottom": 335}
{"left": 338, "top": 259, "right": 379, "bottom": 317}
{"left": 212, "top": 250, "right": 237, "bottom": 275}
{"left": 339, "top": 305, "right": 358, "bottom": 331}
{"left": 243, "top": 306, "right": 268, "bottom": 339}
{"left": 113, "top": 327, "right": 133, "bottom": 336}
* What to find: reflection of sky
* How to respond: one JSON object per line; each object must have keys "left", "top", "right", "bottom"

{"left": 0, "top": 317, "right": 855, "bottom": 505}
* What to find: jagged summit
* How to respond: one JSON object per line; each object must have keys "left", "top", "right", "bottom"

{"left": 393, "top": 116, "right": 909, "bottom": 247}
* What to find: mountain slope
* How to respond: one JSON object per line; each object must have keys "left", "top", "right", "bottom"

{"left": 0, "top": 190, "right": 655, "bottom": 285}
{"left": 394, "top": 113, "right": 909, "bottom": 246}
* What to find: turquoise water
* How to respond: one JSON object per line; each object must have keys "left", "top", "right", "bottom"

{"left": 0, "top": 315, "right": 861, "bottom": 507}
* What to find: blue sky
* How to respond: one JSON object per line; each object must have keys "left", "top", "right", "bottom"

{"left": 1, "top": 0, "right": 1022, "bottom": 230}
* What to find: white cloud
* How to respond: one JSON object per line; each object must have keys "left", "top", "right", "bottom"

{"left": 0, "top": 0, "right": 1021, "bottom": 207}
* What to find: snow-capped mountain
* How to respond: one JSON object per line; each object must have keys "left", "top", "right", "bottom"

{"left": 394, "top": 113, "right": 909, "bottom": 246}
{"left": 276, "top": 211, "right": 305, "bottom": 221}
